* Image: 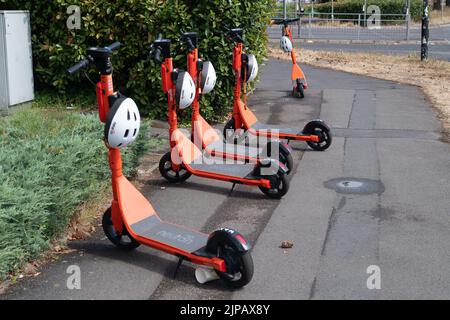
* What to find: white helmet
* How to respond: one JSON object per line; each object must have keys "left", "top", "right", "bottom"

{"left": 200, "top": 61, "right": 216, "bottom": 94}
{"left": 280, "top": 36, "right": 292, "bottom": 53}
{"left": 104, "top": 94, "right": 141, "bottom": 149}
{"left": 175, "top": 70, "right": 196, "bottom": 109}
{"left": 241, "top": 54, "right": 258, "bottom": 82}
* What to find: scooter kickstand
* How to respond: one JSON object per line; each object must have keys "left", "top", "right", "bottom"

{"left": 173, "top": 256, "right": 185, "bottom": 279}
{"left": 229, "top": 183, "right": 236, "bottom": 196}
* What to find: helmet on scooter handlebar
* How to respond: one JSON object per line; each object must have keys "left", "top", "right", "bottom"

{"left": 241, "top": 54, "right": 258, "bottom": 82}
{"left": 104, "top": 93, "right": 141, "bottom": 149}
{"left": 280, "top": 36, "right": 292, "bottom": 53}
{"left": 175, "top": 70, "right": 196, "bottom": 109}
{"left": 200, "top": 61, "right": 216, "bottom": 94}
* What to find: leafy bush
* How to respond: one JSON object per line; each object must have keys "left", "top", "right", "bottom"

{"left": 0, "top": 108, "right": 150, "bottom": 279}
{"left": 312, "top": 0, "right": 424, "bottom": 21}
{"left": 0, "top": 0, "right": 275, "bottom": 121}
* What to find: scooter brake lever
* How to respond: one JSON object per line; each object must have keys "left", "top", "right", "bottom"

{"left": 149, "top": 44, "right": 162, "bottom": 63}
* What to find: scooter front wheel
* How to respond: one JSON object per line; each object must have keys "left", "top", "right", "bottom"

{"left": 258, "top": 173, "right": 289, "bottom": 199}
{"left": 159, "top": 152, "right": 191, "bottom": 183}
{"left": 223, "top": 118, "right": 247, "bottom": 144}
{"left": 102, "top": 207, "right": 140, "bottom": 250}
{"left": 303, "top": 121, "right": 332, "bottom": 151}
{"left": 215, "top": 242, "right": 254, "bottom": 288}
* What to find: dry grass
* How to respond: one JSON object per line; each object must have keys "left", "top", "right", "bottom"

{"left": 268, "top": 46, "right": 450, "bottom": 140}
{"left": 430, "top": 7, "right": 450, "bottom": 26}
{"left": 411, "top": 7, "right": 450, "bottom": 26}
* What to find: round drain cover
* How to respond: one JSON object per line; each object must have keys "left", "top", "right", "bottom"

{"left": 338, "top": 181, "right": 363, "bottom": 189}
{"left": 324, "top": 177, "right": 384, "bottom": 195}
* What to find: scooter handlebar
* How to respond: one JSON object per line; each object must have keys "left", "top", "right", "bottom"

{"left": 271, "top": 17, "right": 300, "bottom": 25}
{"left": 67, "top": 42, "right": 121, "bottom": 75}
{"left": 225, "top": 27, "right": 244, "bottom": 43}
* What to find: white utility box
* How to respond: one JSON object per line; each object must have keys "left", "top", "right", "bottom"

{"left": 0, "top": 10, "right": 34, "bottom": 111}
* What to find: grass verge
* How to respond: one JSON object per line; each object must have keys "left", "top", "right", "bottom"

{"left": 268, "top": 46, "right": 450, "bottom": 141}
{"left": 0, "top": 99, "right": 155, "bottom": 280}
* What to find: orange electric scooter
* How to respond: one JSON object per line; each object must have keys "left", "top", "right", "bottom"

{"left": 180, "top": 32, "right": 294, "bottom": 174}
{"left": 223, "top": 28, "right": 332, "bottom": 151}
{"left": 67, "top": 42, "right": 253, "bottom": 287}
{"left": 272, "top": 17, "right": 308, "bottom": 98}
{"left": 151, "top": 37, "right": 289, "bottom": 199}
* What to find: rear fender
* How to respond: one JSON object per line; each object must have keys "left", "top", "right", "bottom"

{"left": 206, "top": 228, "right": 251, "bottom": 254}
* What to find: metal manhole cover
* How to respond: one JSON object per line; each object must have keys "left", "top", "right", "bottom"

{"left": 324, "top": 177, "right": 385, "bottom": 195}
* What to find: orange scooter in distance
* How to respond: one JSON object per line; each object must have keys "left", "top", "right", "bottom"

{"left": 223, "top": 28, "right": 332, "bottom": 151}
{"left": 180, "top": 32, "right": 294, "bottom": 174}
{"left": 67, "top": 42, "right": 254, "bottom": 288}
{"left": 272, "top": 17, "right": 308, "bottom": 98}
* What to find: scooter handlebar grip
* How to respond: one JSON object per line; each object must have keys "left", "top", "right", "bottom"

{"left": 107, "top": 42, "right": 121, "bottom": 51}
{"left": 67, "top": 59, "right": 90, "bottom": 75}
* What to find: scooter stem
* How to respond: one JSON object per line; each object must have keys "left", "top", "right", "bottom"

{"left": 284, "top": 26, "right": 297, "bottom": 65}
{"left": 163, "top": 58, "right": 178, "bottom": 149}
{"left": 187, "top": 49, "right": 200, "bottom": 119}
{"left": 233, "top": 43, "right": 244, "bottom": 129}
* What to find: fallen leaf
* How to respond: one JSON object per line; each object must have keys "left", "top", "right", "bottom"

{"left": 280, "top": 240, "right": 294, "bottom": 249}
{"left": 23, "top": 263, "right": 37, "bottom": 275}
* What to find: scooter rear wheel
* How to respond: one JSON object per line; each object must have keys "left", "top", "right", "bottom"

{"left": 280, "top": 147, "right": 294, "bottom": 174}
{"left": 262, "top": 141, "right": 294, "bottom": 174}
{"left": 258, "top": 173, "right": 289, "bottom": 199}
{"left": 215, "top": 241, "right": 254, "bottom": 288}
{"left": 102, "top": 207, "right": 140, "bottom": 250}
{"left": 293, "top": 79, "right": 305, "bottom": 99}
{"left": 159, "top": 152, "right": 191, "bottom": 183}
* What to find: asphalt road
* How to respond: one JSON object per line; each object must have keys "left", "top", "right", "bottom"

{"left": 291, "top": 41, "right": 450, "bottom": 61}
{"left": 2, "top": 59, "right": 450, "bottom": 300}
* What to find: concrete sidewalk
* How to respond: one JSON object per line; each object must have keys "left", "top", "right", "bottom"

{"left": 2, "top": 59, "right": 449, "bottom": 300}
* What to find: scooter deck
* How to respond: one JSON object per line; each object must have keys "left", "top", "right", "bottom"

{"left": 194, "top": 115, "right": 262, "bottom": 159}
{"left": 189, "top": 156, "right": 256, "bottom": 179}
{"left": 173, "top": 129, "right": 257, "bottom": 179}
{"left": 205, "top": 139, "right": 262, "bottom": 159}
{"left": 251, "top": 121, "right": 300, "bottom": 136}
{"left": 117, "top": 176, "right": 209, "bottom": 254}
{"left": 130, "top": 215, "right": 208, "bottom": 254}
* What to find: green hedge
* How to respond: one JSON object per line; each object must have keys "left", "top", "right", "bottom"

{"left": 313, "top": 0, "right": 423, "bottom": 21}
{"left": 0, "top": 0, "right": 275, "bottom": 121}
{"left": 0, "top": 107, "right": 150, "bottom": 279}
